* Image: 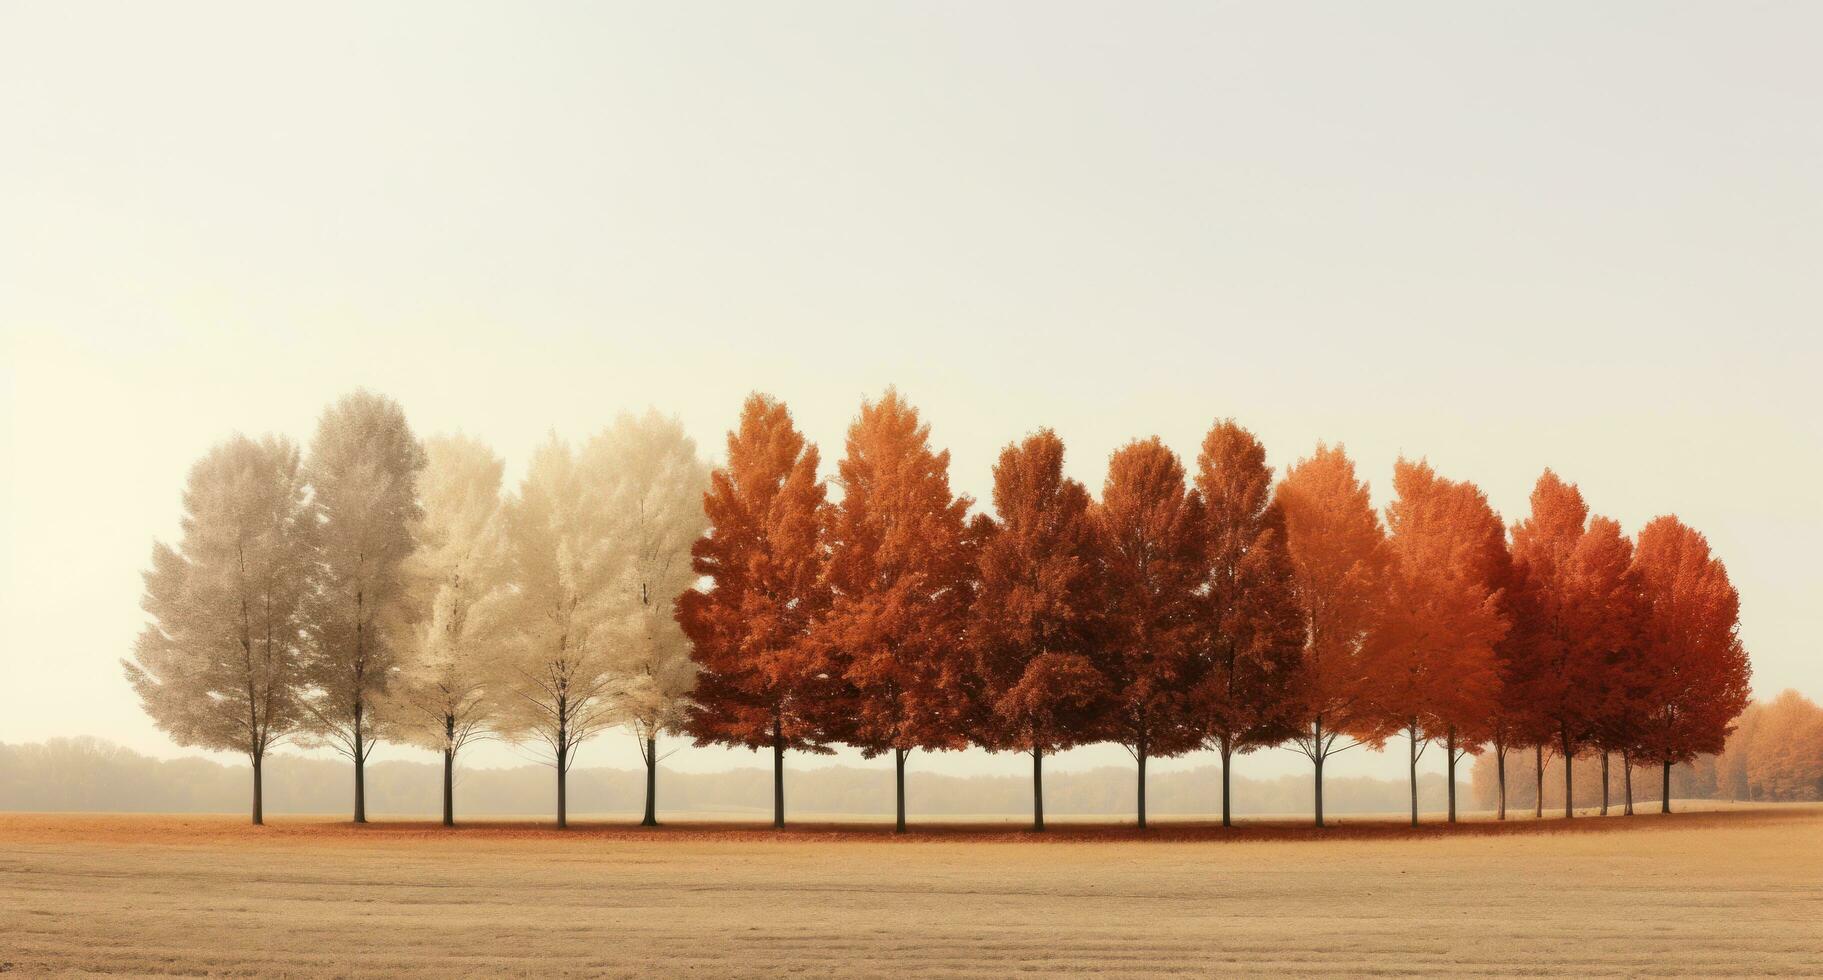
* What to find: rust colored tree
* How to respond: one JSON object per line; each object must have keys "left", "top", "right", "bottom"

{"left": 1275, "top": 444, "right": 1395, "bottom": 828}
{"left": 821, "top": 390, "right": 976, "bottom": 833}
{"left": 970, "top": 429, "right": 1109, "bottom": 832}
{"left": 1094, "top": 438, "right": 1208, "bottom": 830}
{"left": 678, "top": 394, "right": 835, "bottom": 830}
{"left": 1561, "top": 517, "right": 1650, "bottom": 817}
{"left": 1190, "top": 421, "right": 1304, "bottom": 827}
{"left": 1507, "top": 470, "right": 1590, "bottom": 818}
{"left": 1371, "top": 460, "right": 1506, "bottom": 826}
{"left": 1632, "top": 516, "right": 1752, "bottom": 813}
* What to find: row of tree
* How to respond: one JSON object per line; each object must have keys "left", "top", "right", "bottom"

{"left": 126, "top": 389, "right": 1752, "bottom": 831}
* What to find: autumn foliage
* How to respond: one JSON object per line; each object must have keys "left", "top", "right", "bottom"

{"left": 678, "top": 395, "right": 834, "bottom": 829}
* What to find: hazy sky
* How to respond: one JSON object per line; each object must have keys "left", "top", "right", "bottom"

{"left": 3, "top": 2, "right": 1818, "bottom": 786}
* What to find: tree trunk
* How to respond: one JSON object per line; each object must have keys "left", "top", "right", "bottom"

{"left": 1661, "top": 758, "right": 1672, "bottom": 814}
{"left": 251, "top": 753, "right": 264, "bottom": 826}
{"left": 1496, "top": 746, "right": 1507, "bottom": 821}
{"left": 1408, "top": 722, "right": 1420, "bottom": 828}
{"left": 641, "top": 735, "right": 658, "bottom": 827}
{"left": 894, "top": 747, "right": 908, "bottom": 834}
{"left": 1313, "top": 719, "right": 1325, "bottom": 829}
{"left": 1534, "top": 744, "right": 1544, "bottom": 819}
{"left": 442, "top": 713, "right": 456, "bottom": 827}
{"left": 353, "top": 714, "right": 367, "bottom": 824}
{"left": 1219, "top": 736, "right": 1234, "bottom": 828}
{"left": 556, "top": 743, "right": 569, "bottom": 830}
{"left": 1136, "top": 742, "right": 1149, "bottom": 830}
{"left": 1032, "top": 748, "right": 1045, "bottom": 833}
{"left": 1623, "top": 750, "right": 1635, "bottom": 815}
{"left": 1600, "top": 752, "right": 1610, "bottom": 816}
{"left": 772, "top": 714, "right": 785, "bottom": 830}
{"left": 442, "top": 747, "right": 455, "bottom": 827}
{"left": 1562, "top": 730, "right": 1574, "bottom": 819}
{"left": 1445, "top": 727, "right": 1458, "bottom": 825}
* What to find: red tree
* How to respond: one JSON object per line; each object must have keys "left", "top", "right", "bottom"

{"left": 970, "top": 429, "right": 1108, "bottom": 832}
{"left": 1190, "top": 420, "right": 1304, "bottom": 827}
{"left": 1562, "top": 517, "right": 1650, "bottom": 816}
{"left": 1632, "top": 516, "right": 1752, "bottom": 813}
{"left": 1371, "top": 460, "right": 1507, "bottom": 826}
{"left": 1094, "top": 438, "right": 1207, "bottom": 830}
{"left": 1275, "top": 443, "right": 1394, "bottom": 828}
{"left": 679, "top": 394, "right": 835, "bottom": 829}
{"left": 1507, "top": 470, "right": 1591, "bottom": 817}
{"left": 821, "top": 390, "right": 976, "bottom": 833}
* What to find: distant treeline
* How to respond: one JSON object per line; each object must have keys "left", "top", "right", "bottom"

{"left": 2, "top": 738, "right": 1463, "bottom": 819}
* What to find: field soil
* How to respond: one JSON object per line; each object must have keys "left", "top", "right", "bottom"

{"left": 3, "top": 805, "right": 1820, "bottom": 977}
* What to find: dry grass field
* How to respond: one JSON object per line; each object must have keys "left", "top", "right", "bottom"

{"left": 3, "top": 805, "right": 1821, "bottom": 977}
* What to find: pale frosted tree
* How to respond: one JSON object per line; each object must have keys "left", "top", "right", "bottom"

{"left": 123, "top": 435, "right": 315, "bottom": 824}
{"left": 383, "top": 435, "right": 511, "bottom": 827}
{"left": 498, "top": 435, "right": 624, "bottom": 828}
{"left": 588, "top": 411, "right": 709, "bottom": 827}
{"left": 298, "top": 390, "right": 427, "bottom": 823}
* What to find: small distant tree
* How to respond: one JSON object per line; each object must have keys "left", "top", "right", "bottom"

{"left": 1275, "top": 444, "right": 1395, "bottom": 828}
{"left": 679, "top": 394, "right": 834, "bottom": 829}
{"left": 1747, "top": 691, "right": 1823, "bottom": 801}
{"left": 1094, "top": 438, "right": 1206, "bottom": 830}
{"left": 298, "top": 390, "right": 427, "bottom": 823}
{"left": 385, "top": 435, "right": 510, "bottom": 827}
{"left": 821, "top": 390, "right": 976, "bottom": 833}
{"left": 1190, "top": 421, "right": 1304, "bottom": 827}
{"left": 123, "top": 435, "right": 315, "bottom": 825}
{"left": 1632, "top": 516, "right": 1752, "bottom": 813}
{"left": 497, "top": 435, "right": 623, "bottom": 828}
{"left": 590, "top": 411, "right": 709, "bottom": 827}
{"left": 970, "top": 429, "right": 1108, "bottom": 832}
{"left": 1372, "top": 460, "right": 1506, "bottom": 826}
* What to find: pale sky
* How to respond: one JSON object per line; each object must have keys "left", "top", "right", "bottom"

{"left": 3, "top": 2, "right": 1818, "bottom": 786}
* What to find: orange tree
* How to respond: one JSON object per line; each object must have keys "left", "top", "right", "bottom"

{"left": 678, "top": 394, "right": 835, "bottom": 830}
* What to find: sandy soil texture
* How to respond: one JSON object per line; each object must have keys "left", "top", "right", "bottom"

{"left": 3, "top": 806, "right": 1820, "bottom": 977}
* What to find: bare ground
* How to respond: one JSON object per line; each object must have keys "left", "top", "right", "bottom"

{"left": 3, "top": 805, "right": 1820, "bottom": 977}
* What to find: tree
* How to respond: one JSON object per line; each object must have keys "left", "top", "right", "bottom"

{"left": 1484, "top": 557, "right": 1541, "bottom": 821}
{"left": 1275, "top": 444, "right": 1395, "bottom": 828}
{"left": 1190, "top": 421, "right": 1304, "bottom": 828}
{"left": 1371, "top": 460, "right": 1506, "bottom": 826}
{"left": 1507, "top": 470, "right": 1590, "bottom": 818}
{"left": 497, "top": 435, "right": 624, "bottom": 828}
{"left": 1632, "top": 516, "right": 1752, "bottom": 813}
{"left": 590, "top": 411, "right": 709, "bottom": 827}
{"left": 1094, "top": 437, "right": 1206, "bottom": 830}
{"left": 970, "top": 429, "right": 1108, "bottom": 832}
{"left": 123, "top": 435, "right": 314, "bottom": 825}
{"left": 1713, "top": 699, "right": 1764, "bottom": 801}
{"left": 1561, "top": 517, "right": 1649, "bottom": 817}
{"left": 384, "top": 435, "right": 510, "bottom": 827}
{"left": 821, "top": 390, "right": 976, "bottom": 833}
{"left": 1747, "top": 691, "right": 1823, "bottom": 801}
{"left": 679, "top": 394, "right": 834, "bottom": 830}
{"left": 298, "top": 390, "right": 426, "bottom": 823}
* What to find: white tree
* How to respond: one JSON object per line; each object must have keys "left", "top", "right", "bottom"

{"left": 589, "top": 411, "right": 709, "bottom": 826}
{"left": 497, "top": 435, "right": 623, "bottom": 828}
{"left": 123, "top": 435, "right": 315, "bottom": 824}
{"left": 384, "top": 434, "right": 511, "bottom": 827}
{"left": 298, "top": 390, "right": 426, "bottom": 823}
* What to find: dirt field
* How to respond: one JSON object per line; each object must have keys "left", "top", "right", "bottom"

{"left": 4, "top": 806, "right": 1820, "bottom": 977}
